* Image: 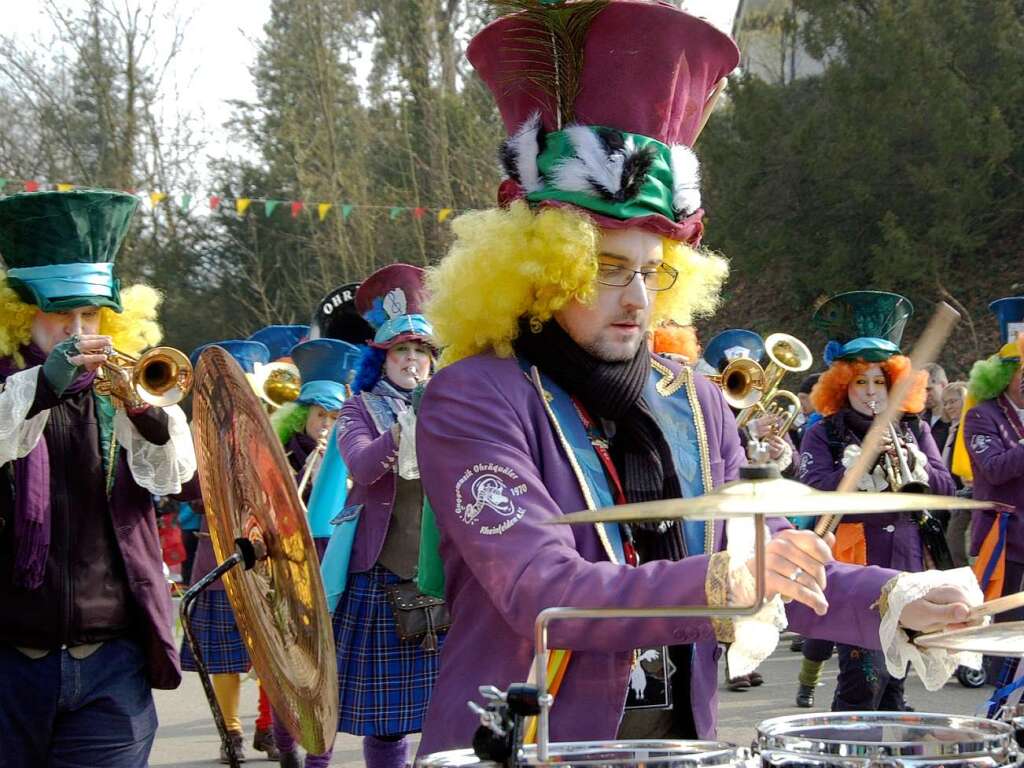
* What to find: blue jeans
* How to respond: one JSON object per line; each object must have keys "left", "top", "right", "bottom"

{"left": 0, "top": 638, "right": 157, "bottom": 768}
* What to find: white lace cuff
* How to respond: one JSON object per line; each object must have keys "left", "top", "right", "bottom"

{"left": 115, "top": 404, "right": 197, "bottom": 495}
{"left": 776, "top": 440, "right": 793, "bottom": 473}
{"left": 0, "top": 366, "right": 50, "bottom": 466}
{"left": 721, "top": 519, "right": 788, "bottom": 677}
{"left": 879, "top": 566, "right": 985, "bottom": 690}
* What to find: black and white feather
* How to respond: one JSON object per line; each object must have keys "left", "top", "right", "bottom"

{"left": 669, "top": 144, "right": 701, "bottom": 216}
{"left": 499, "top": 112, "right": 545, "bottom": 193}
{"left": 549, "top": 126, "right": 657, "bottom": 203}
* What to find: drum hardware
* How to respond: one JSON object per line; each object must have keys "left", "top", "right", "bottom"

{"left": 755, "top": 711, "right": 1019, "bottom": 767}
{"left": 914, "top": 620, "right": 1024, "bottom": 658}
{"left": 185, "top": 346, "right": 338, "bottom": 768}
{"left": 466, "top": 685, "right": 542, "bottom": 765}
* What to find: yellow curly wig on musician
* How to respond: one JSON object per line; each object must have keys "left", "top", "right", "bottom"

{"left": 810, "top": 355, "right": 927, "bottom": 417}
{"left": 426, "top": 202, "right": 728, "bottom": 366}
{"left": 0, "top": 270, "right": 163, "bottom": 367}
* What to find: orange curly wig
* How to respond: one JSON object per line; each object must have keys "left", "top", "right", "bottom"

{"left": 810, "top": 355, "right": 927, "bottom": 417}
{"left": 652, "top": 324, "right": 700, "bottom": 362}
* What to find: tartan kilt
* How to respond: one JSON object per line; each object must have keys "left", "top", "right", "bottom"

{"left": 334, "top": 564, "right": 444, "bottom": 736}
{"left": 179, "top": 590, "right": 251, "bottom": 674}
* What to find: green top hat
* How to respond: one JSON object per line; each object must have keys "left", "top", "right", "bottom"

{"left": 813, "top": 290, "right": 914, "bottom": 364}
{"left": 0, "top": 190, "right": 139, "bottom": 312}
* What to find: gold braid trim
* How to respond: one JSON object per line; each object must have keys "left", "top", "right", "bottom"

{"left": 872, "top": 574, "right": 901, "bottom": 620}
{"left": 706, "top": 551, "right": 735, "bottom": 643}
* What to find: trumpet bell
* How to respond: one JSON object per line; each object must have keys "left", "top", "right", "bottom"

{"left": 710, "top": 357, "right": 765, "bottom": 410}
{"left": 765, "top": 332, "right": 813, "bottom": 373}
{"left": 133, "top": 347, "right": 194, "bottom": 406}
{"left": 252, "top": 361, "right": 301, "bottom": 409}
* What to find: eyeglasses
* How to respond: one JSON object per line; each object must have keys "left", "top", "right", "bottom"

{"left": 595, "top": 262, "right": 679, "bottom": 292}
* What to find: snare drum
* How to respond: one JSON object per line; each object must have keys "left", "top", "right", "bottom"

{"left": 416, "top": 740, "right": 749, "bottom": 767}
{"left": 756, "top": 712, "right": 1018, "bottom": 767}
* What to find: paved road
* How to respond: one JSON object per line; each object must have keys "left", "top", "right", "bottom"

{"left": 152, "top": 635, "right": 994, "bottom": 766}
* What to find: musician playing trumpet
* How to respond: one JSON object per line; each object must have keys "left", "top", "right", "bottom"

{"left": 0, "top": 190, "right": 197, "bottom": 767}
{"left": 797, "top": 291, "right": 955, "bottom": 712}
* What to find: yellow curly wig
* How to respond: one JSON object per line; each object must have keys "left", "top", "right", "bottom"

{"left": 0, "top": 270, "right": 163, "bottom": 366}
{"left": 426, "top": 202, "right": 729, "bottom": 366}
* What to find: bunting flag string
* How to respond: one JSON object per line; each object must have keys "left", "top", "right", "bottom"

{"left": 0, "top": 176, "right": 472, "bottom": 224}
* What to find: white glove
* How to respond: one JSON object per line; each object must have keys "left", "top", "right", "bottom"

{"left": 907, "top": 443, "right": 931, "bottom": 485}
{"left": 396, "top": 408, "right": 419, "bottom": 480}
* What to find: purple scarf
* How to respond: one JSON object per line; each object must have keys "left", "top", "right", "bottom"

{"left": 0, "top": 344, "right": 97, "bottom": 589}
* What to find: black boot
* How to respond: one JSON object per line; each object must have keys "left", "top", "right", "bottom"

{"left": 789, "top": 636, "right": 805, "bottom": 652}
{"left": 278, "top": 751, "right": 301, "bottom": 768}
{"left": 796, "top": 683, "right": 815, "bottom": 708}
{"left": 220, "top": 731, "right": 247, "bottom": 764}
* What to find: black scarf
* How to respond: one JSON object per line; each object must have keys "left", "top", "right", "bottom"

{"left": 513, "top": 320, "right": 684, "bottom": 560}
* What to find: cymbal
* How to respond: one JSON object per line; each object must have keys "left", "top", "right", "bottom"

{"left": 551, "top": 475, "right": 998, "bottom": 524}
{"left": 193, "top": 346, "right": 338, "bottom": 753}
{"left": 915, "top": 622, "right": 1024, "bottom": 657}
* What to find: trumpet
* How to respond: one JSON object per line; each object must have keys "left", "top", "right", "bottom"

{"left": 735, "top": 333, "right": 812, "bottom": 436}
{"left": 868, "top": 401, "right": 929, "bottom": 494}
{"left": 94, "top": 346, "right": 193, "bottom": 408}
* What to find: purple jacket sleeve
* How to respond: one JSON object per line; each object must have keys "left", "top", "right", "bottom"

{"left": 799, "top": 421, "right": 845, "bottom": 491}
{"left": 787, "top": 561, "right": 893, "bottom": 649}
{"left": 915, "top": 419, "right": 955, "bottom": 496}
{"left": 337, "top": 396, "right": 398, "bottom": 486}
{"left": 417, "top": 364, "right": 717, "bottom": 652}
{"left": 964, "top": 406, "right": 1024, "bottom": 487}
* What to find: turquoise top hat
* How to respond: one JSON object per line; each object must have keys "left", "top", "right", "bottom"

{"left": 190, "top": 340, "right": 270, "bottom": 374}
{"left": 0, "top": 190, "right": 139, "bottom": 312}
{"left": 990, "top": 297, "right": 1024, "bottom": 344}
{"left": 813, "top": 290, "right": 914, "bottom": 365}
{"left": 702, "top": 329, "right": 765, "bottom": 373}
{"left": 290, "top": 338, "right": 362, "bottom": 411}
{"left": 248, "top": 325, "right": 309, "bottom": 361}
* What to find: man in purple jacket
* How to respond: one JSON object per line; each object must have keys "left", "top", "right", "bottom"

{"left": 413, "top": 2, "right": 975, "bottom": 757}
{"left": 0, "top": 191, "right": 197, "bottom": 766}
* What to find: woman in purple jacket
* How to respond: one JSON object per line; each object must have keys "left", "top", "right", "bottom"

{"left": 332, "top": 264, "right": 442, "bottom": 768}
{"left": 797, "top": 291, "right": 955, "bottom": 712}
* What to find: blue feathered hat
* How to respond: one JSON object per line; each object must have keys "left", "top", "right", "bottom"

{"left": 990, "top": 297, "right": 1024, "bottom": 345}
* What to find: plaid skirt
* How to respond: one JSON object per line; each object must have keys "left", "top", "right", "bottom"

{"left": 179, "top": 590, "right": 251, "bottom": 674}
{"left": 334, "top": 564, "right": 444, "bottom": 736}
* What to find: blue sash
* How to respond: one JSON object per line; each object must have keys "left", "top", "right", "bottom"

{"left": 314, "top": 420, "right": 359, "bottom": 612}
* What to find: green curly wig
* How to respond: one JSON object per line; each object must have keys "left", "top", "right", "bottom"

{"left": 270, "top": 401, "right": 310, "bottom": 445}
{"left": 968, "top": 340, "right": 1024, "bottom": 402}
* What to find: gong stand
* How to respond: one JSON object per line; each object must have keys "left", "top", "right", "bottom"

{"left": 180, "top": 537, "right": 265, "bottom": 768}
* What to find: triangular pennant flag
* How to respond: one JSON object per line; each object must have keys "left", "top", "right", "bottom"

{"left": 318, "top": 202, "right": 332, "bottom": 221}
{"left": 24, "top": 180, "right": 40, "bottom": 192}
{"left": 413, "top": 207, "right": 426, "bottom": 220}
{"left": 149, "top": 191, "right": 166, "bottom": 206}
{"left": 56, "top": 183, "right": 74, "bottom": 192}
{"left": 236, "top": 198, "right": 252, "bottom": 215}
{"left": 438, "top": 208, "right": 453, "bottom": 222}
{"left": 0, "top": 178, "right": 7, "bottom": 192}
{"left": 180, "top": 194, "right": 192, "bottom": 212}
{"left": 389, "top": 207, "right": 404, "bottom": 220}
{"left": 265, "top": 200, "right": 281, "bottom": 217}
{"left": 341, "top": 204, "right": 354, "bottom": 220}
{"left": 290, "top": 201, "right": 304, "bottom": 219}
{"left": 209, "top": 195, "right": 221, "bottom": 210}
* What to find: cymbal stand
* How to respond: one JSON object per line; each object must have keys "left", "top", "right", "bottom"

{"left": 180, "top": 538, "right": 264, "bottom": 768}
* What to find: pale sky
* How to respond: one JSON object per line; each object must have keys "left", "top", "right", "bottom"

{"left": 6, "top": 0, "right": 740, "bottom": 183}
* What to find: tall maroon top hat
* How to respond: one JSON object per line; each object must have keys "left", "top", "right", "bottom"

{"left": 468, "top": 0, "right": 739, "bottom": 244}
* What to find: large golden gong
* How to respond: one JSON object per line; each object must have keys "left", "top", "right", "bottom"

{"left": 192, "top": 346, "right": 338, "bottom": 752}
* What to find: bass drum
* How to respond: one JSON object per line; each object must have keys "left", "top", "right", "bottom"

{"left": 416, "top": 740, "right": 749, "bottom": 767}
{"left": 756, "top": 712, "right": 1018, "bottom": 767}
